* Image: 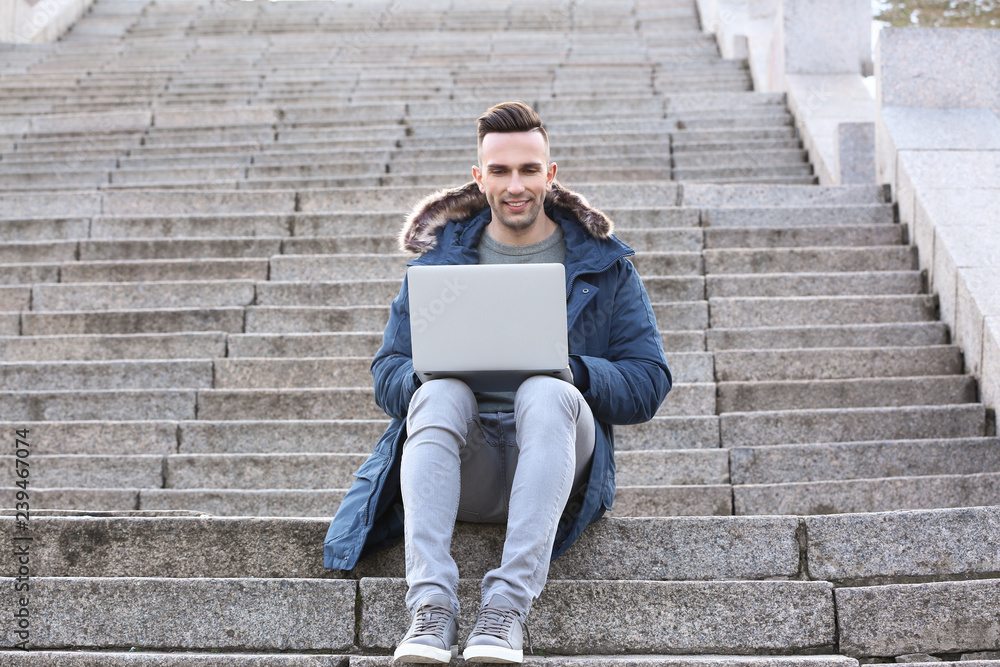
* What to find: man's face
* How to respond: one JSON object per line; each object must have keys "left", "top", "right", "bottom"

{"left": 472, "top": 130, "right": 557, "bottom": 232}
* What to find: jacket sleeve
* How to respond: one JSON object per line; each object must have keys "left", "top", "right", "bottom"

{"left": 568, "top": 260, "right": 672, "bottom": 425}
{"left": 370, "top": 274, "right": 421, "bottom": 420}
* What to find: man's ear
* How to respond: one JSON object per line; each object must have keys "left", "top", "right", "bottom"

{"left": 546, "top": 162, "right": 557, "bottom": 191}
{"left": 472, "top": 165, "right": 485, "bottom": 192}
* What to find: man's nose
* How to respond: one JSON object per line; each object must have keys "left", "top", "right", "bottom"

{"left": 507, "top": 172, "right": 525, "bottom": 194}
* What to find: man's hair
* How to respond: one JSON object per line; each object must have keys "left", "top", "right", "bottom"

{"left": 476, "top": 101, "right": 549, "bottom": 161}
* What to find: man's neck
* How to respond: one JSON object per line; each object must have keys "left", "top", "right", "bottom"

{"left": 485, "top": 212, "right": 558, "bottom": 246}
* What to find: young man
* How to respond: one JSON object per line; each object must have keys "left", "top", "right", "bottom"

{"left": 323, "top": 102, "right": 671, "bottom": 663}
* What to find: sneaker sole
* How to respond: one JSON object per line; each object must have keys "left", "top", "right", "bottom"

{"left": 393, "top": 644, "right": 459, "bottom": 664}
{"left": 462, "top": 646, "right": 524, "bottom": 663}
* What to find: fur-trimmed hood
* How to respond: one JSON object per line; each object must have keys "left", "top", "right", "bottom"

{"left": 399, "top": 180, "right": 615, "bottom": 254}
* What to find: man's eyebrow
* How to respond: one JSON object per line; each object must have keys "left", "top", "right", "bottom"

{"left": 484, "top": 161, "right": 545, "bottom": 169}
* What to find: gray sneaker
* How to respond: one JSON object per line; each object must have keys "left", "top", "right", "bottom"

{"left": 393, "top": 594, "right": 459, "bottom": 664}
{"left": 462, "top": 594, "right": 527, "bottom": 664}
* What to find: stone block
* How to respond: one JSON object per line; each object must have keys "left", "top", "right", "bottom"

{"left": 0, "top": 454, "right": 163, "bottom": 488}
{"left": 707, "top": 323, "right": 948, "bottom": 351}
{"left": 955, "top": 268, "right": 1000, "bottom": 377}
{"left": 879, "top": 108, "right": 1000, "bottom": 152}
{"left": 245, "top": 306, "right": 390, "bottom": 334}
{"left": 707, "top": 271, "right": 922, "bottom": 298}
{"left": 806, "top": 506, "right": 1000, "bottom": 585}
{"left": 257, "top": 278, "right": 402, "bottom": 308}
{"left": 0, "top": 193, "right": 101, "bottom": 218}
{"left": 836, "top": 122, "right": 875, "bottom": 184}
{"left": 0, "top": 652, "right": 348, "bottom": 665}
{"left": 731, "top": 437, "right": 1000, "bottom": 485}
{"left": 715, "top": 346, "right": 962, "bottom": 382}
{"left": 0, "top": 390, "right": 197, "bottom": 421}
{"left": 165, "top": 453, "right": 368, "bottom": 490}
{"left": 709, "top": 295, "right": 937, "bottom": 328}
{"left": 0, "top": 421, "right": 177, "bottom": 455}
{"left": 703, "top": 247, "right": 915, "bottom": 274}
{"left": 0, "top": 240, "right": 77, "bottom": 264}
{"left": 101, "top": 190, "right": 296, "bottom": 216}
{"left": 179, "top": 420, "right": 388, "bottom": 454}
{"left": 0, "top": 286, "right": 29, "bottom": 311}
{"left": 616, "top": 416, "right": 720, "bottom": 450}
{"left": 683, "top": 184, "right": 885, "bottom": 207}
{"left": 612, "top": 484, "right": 733, "bottom": 516}
{"left": 702, "top": 203, "right": 893, "bottom": 228}
{"left": 877, "top": 28, "right": 1000, "bottom": 110}
{"left": 982, "top": 317, "right": 1000, "bottom": 411}
{"left": 91, "top": 214, "right": 293, "bottom": 239}
{"left": 0, "top": 332, "right": 227, "bottom": 362}
{"left": 226, "top": 333, "right": 383, "bottom": 358}
{"left": 30, "top": 110, "right": 152, "bottom": 134}
{"left": 351, "top": 658, "right": 856, "bottom": 667}
{"left": 899, "top": 150, "right": 1000, "bottom": 191}
{"left": 22, "top": 308, "right": 247, "bottom": 336}
{"left": 0, "top": 218, "right": 90, "bottom": 242}
{"left": 0, "top": 576, "right": 356, "bottom": 650}
{"left": 720, "top": 404, "right": 985, "bottom": 447}
{"left": 197, "top": 388, "right": 383, "bottom": 421}
{"left": 735, "top": 472, "right": 1000, "bottom": 516}
{"left": 0, "top": 360, "right": 214, "bottom": 391}
{"left": 359, "top": 578, "right": 835, "bottom": 653}
{"left": 32, "top": 281, "right": 256, "bottom": 311}
{"left": 0, "top": 262, "right": 58, "bottom": 285}
{"left": 837, "top": 579, "right": 1000, "bottom": 657}
{"left": 656, "top": 383, "right": 716, "bottom": 417}
{"left": 154, "top": 106, "right": 281, "bottom": 128}
{"left": 0, "top": 313, "right": 19, "bottom": 335}
{"left": 0, "top": 488, "right": 139, "bottom": 512}
{"left": 61, "top": 259, "right": 270, "bottom": 283}
{"left": 138, "top": 489, "right": 347, "bottom": 517}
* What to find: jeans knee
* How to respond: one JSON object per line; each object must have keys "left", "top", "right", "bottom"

{"left": 410, "top": 378, "right": 476, "bottom": 413}
{"left": 515, "top": 375, "right": 581, "bottom": 414}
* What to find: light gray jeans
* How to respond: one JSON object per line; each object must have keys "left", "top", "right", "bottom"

{"left": 400, "top": 376, "right": 596, "bottom": 617}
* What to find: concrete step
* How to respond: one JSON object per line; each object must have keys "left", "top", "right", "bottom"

{"left": 0, "top": 218, "right": 90, "bottom": 242}
{"left": 195, "top": 383, "right": 712, "bottom": 421}
{"left": 0, "top": 360, "right": 214, "bottom": 390}
{"left": 674, "top": 165, "right": 813, "bottom": 181}
{"left": 714, "top": 346, "right": 964, "bottom": 381}
{"left": 244, "top": 301, "right": 708, "bottom": 334}
{"left": 719, "top": 404, "right": 986, "bottom": 447}
{"left": 22, "top": 307, "right": 246, "bottom": 335}
{"left": 704, "top": 224, "right": 903, "bottom": 248}
{"left": 683, "top": 185, "right": 888, "bottom": 208}
{"left": 706, "top": 322, "right": 950, "bottom": 350}
{"left": 78, "top": 237, "right": 284, "bottom": 260}
{"left": 58, "top": 258, "right": 270, "bottom": 282}
{"left": 700, "top": 204, "right": 897, "bottom": 228}
{"left": 731, "top": 437, "right": 1000, "bottom": 485}
{"left": 735, "top": 472, "right": 1000, "bottom": 516}
{"left": 174, "top": 415, "right": 719, "bottom": 454}
{"left": 0, "top": 514, "right": 804, "bottom": 580}
{"left": 13, "top": 483, "right": 722, "bottom": 518}
{"left": 359, "top": 578, "right": 834, "bottom": 654}
{"left": 703, "top": 247, "right": 916, "bottom": 274}
{"left": 31, "top": 280, "right": 256, "bottom": 311}
{"left": 0, "top": 575, "right": 357, "bottom": 650}
{"left": 0, "top": 286, "right": 30, "bottom": 311}
{"left": 706, "top": 271, "right": 923, "bottom": 298}
{"left": 268, "top": 252, "right": 703, "bottom": 282}
{"left": 0, "top": 652, "right": 343, "bottom": 666}
{"left": 709, "top": 295, "right": 938, "bottom": 328}
{"left": 0, "top": 389, "right": 197, "bottom": 420}
{"left": 255, "top": 277, "right": 704, "bottom": 307}
{"left": 717, "top": 375, "right": 978, "bottom": 412}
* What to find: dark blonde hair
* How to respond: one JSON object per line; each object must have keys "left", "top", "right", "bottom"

{"left": 476, "top": 101, "right": 549, "bottom": 160}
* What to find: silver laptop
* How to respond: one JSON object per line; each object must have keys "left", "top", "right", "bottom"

{"left": 407, "top": 263, "right": 572, "bottom": 392}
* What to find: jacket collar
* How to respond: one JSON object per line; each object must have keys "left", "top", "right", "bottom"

{"left": 399, "top": 180, "right": 616, "bottom": 254}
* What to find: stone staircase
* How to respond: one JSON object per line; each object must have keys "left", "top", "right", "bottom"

{"left": 2, "top": 0, "right": 999, "bottom": 663}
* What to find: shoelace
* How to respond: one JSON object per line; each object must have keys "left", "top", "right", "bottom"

{"left": 411, "top": 602, "right": 452, "bottom": 638}
{"left": 472, "top": 606, "right": 532, "bottom": 653}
